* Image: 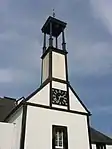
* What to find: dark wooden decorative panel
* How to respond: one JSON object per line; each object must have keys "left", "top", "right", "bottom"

{"left": 52, "top": 88, "right": 68, "bottom": 106}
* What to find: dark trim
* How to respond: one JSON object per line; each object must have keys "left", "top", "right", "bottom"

{"left": 65, "top": 52, "right": 68, "bottom": 82}
{"left": 92, "top": 142, "right": 112, "bottom": 145}
{"left": 67, "top": 85, "right": 70, "bottom": 110}
{"left": 41, "top": 46, "right": 68, "bottom": 59}
{"left": 52, "top": 47, "right": 68, "bottom": 55}
{"left": 4, "top": 96, "right": 16, "bottom": 101}
{"left": 87, "top": 116, "right": 92, "bottom": 149}
{"left": 20, "top": 103, "right": 27, "bottom": 149}
{"left": 49, "top": 50, "right": 52, "bottom": 107}
{"left": 43, "top": 77, "right": 69, "bottom": 85}
{"left": 64, "top": 47, "right": 70, "bottom": 110}
{"left": 50, "top": 81, "right": 52, "bottom": 107}
{"left": 52, "top": 125, "right": 68, "bottom": 149}
{"left": 43, "top": 33, "right": 46, "bottom": 52}
{"left": 41, "top": 56, "right": 43, "bottom": 84}
{"left": 52, "top": 77, "right": 69, "bottom": 84}
{"left": 49, "top": 22, "right": 53, "bottom": 47}
{"left": 26, "top": 102, "right": 90, "bottom": 116}
{"left": 69, "top": 84, "right": 91, "bottom": 115}
{"left": 62, "top": 30, "right": 66, "bottom": 51}
{"left": 49, "top": 49, "right": 52, "bottom": 80}
{"left": 52, "top": 124, "right": 67, "bottom": 129}
{"left": 56, "top": 37, "right": 58, "bottom": 48}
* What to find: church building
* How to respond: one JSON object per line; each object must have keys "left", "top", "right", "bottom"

{"left": 0, "top": 16, "right": 112, "bottom": 149}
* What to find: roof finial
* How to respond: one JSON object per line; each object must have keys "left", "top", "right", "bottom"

{"left": 52, "top": 9, "right": 55, "bottom": 18}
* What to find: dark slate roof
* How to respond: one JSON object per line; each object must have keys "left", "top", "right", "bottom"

{"left": 0, "top": 97, "right": 16, "bottom": 122}
{"left": 41, "top": 16, "right": 67, "bottom": 37}
{"left": 90, "top": 127, "right": 112, "bottom": 145}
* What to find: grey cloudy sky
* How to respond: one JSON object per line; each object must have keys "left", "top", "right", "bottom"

{"left": 0, "top": 0, "right": 112, "bottom": 136}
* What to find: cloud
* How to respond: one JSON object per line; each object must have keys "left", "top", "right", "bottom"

{"left": 90, "top": 0, "right": 112, "bottom": 35}
{"left": 92, "top": 105, "right": 112, "bottom": 115}
{"left": 0, "top": 69, "right": 12, "bottom": 83}
{"left": 68, "top": 41, "right": 112, "bottom": 77}
{"left": 0, "top": 67, "right": 39, "bottom": 85}
{"left": 0, "top": 0, "right": 9, "bottom": 11}
{"left": 63, "top": 0, "right": 112, "bottom": 78}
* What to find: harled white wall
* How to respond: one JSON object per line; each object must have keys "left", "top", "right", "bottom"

{"left": 42, "top": 53, "right": 49, "bottom": 82}
{"left": 0, "top": 122, "right": 14, "bottom": 149}
{"left": 8, "top": 107, "right": 23, "bottom": 149}
{"left": 52, "top": 81, "right": 67, "bottom": 90}
{"left": 52, "top": 52, "right": 66, "bottom": 80}
{"left": 28, "top": 83, "right": 50, "bottom": 106}
{"left": 106, "top": 145, "right": 112, "bottom": 149}
{"left": 24, "top": 106, "right": 90, "bottom": 149}
{"left": 92, "top": 144, "right": 96, "bottom": 149}
{"left": 69, "top": 87, "right": 87, "bottom": 113}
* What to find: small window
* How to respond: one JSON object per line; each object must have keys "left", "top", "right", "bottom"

{"left": 96, "top": 144, "right": 106, "bottom": 149}
{"left": 52, "top": 125, "right": 68, "bottom": 149}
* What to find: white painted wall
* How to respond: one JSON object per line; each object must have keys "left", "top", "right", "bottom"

{"left": 52, "top": 52, "right": 66, "bottom": 80}
{"left": 106, "top": 145, "right": 112, "bottom": 149}
{"left": 42, "top": 53, "right": 49, "bottom": 82}
{"left": 69, "top": 87, "right": 87, "bottom": 113}
{"left": 92, "top": 144, "right": 96, "bottom": 149}
{"left": 24, "top": 106, "right": 90, "bottom": 149}
{"left": 0, "top": 122, "right": 14, "bottom": 149}
{"left": 8, "top": 107, "right": 23, "bottom": 149}
{"left": 52, "top": 81, "right": 67, "bottom": 90}
{"left": 52, "top": 104, "right": 68, "bottom": 109}
{"left": 29, "top": 83, "right": 50, "bottom": 105}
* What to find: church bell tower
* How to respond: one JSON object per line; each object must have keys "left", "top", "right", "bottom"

{"left": 41, "top": 16, "right": 69, "bottom": 109}
{"left": 26, "top": 15, "right": 91, "bottom": 149}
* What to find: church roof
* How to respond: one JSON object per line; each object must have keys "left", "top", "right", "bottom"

{"left": 90, "top": 127, "right": 112, "bottom": 145}
{"left": 41, "top": 16, "right": 67, "bottom": 37}
{"left": 0, "top": 97, "right": 16, "bottom": 122}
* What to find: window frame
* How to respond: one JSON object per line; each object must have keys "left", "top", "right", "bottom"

{"left": 96, "top": 143, "right": 106, "bottom": 149}
{"left": 52, "top": 125, "right": 68, "bottom": 149}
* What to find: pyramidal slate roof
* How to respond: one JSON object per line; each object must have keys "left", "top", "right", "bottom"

{"left": 0, "top": 97, "right": 16, "bottom": 122}
{"left": 90, "top": 127, "right": 112, "bottom": 145}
